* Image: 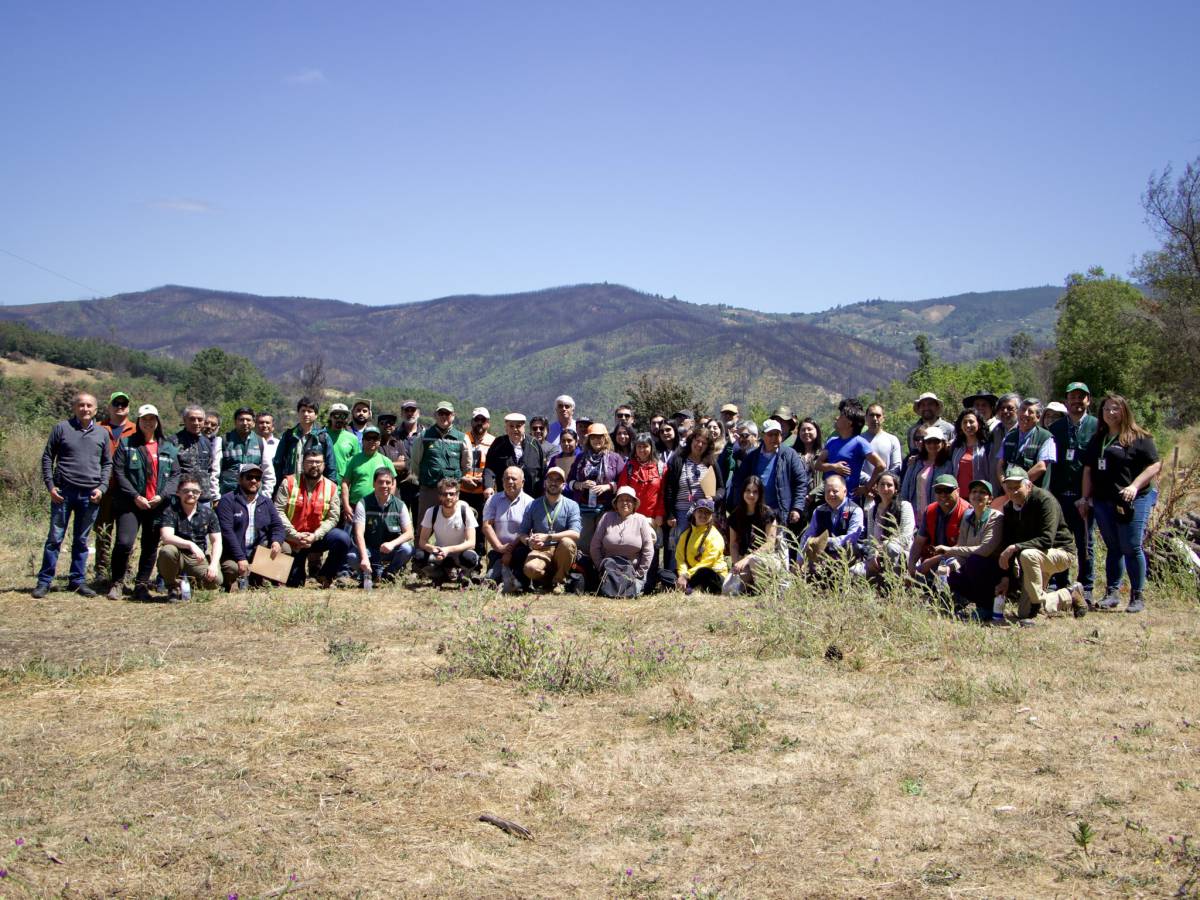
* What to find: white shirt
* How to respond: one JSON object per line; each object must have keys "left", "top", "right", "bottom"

{"left": 862, "top": 429, "right": 903, "bottom": 481}
{"left": 421, "top": 500, "right": 479, "bottom": 547}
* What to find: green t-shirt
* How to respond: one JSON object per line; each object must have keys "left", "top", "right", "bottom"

{"left": 330, "top": 429, "right": 361, "bottom": 480}
{"left": 343, "top": 452, "right": 397, "bottom": 506}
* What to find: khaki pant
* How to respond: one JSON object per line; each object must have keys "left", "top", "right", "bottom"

{"left": 523, "top": 537, "right": 578, "bottom": 588}
{"left": 1016, "top": 547, "right": 1075, "bottom": 617}
{"left": 157, "top": 544, "right": 219, "bottom": 590}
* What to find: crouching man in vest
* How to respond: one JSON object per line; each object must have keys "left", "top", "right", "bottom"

{"left": 274, "top": 447, "right": 351, "bottom": 588}
{"left": 907, "top": 474, "right": 970, "bottom": 596}
{"left": 352, "top": 467, "right": 415, "bottom": 583}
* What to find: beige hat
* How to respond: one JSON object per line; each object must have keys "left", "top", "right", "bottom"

{"left": 912, "top": 392, "right": 942, "bottom": 414}
{"left": 504, "top": 412, "right": 527, "bottom": 424}
{"left": 721, "top": 403, "right": 739, "bottom": 414}
{"left": 614, "top": 485, "right": 639, "bottom": 504}
{"left": 586, "top": 422, "right": 610, "bottom": 437}
{"left": 136, "top": 403, "right": 159, "bottom": 419}
{"left": 545, "top": 466, "right": 568, "bottom": 482}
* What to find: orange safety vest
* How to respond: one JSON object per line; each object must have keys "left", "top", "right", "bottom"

{"left": 282, "top": 474, "right": 338, "bottom": 532}
{"left": 461, "top": 432, "right": 494, "bottom": 494}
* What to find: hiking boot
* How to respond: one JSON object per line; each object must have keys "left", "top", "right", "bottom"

{"left": 333, "top": 575, "right": 357, "bottom": 590}
{"left": 1098, "top": 588, "right": 1122, "bottom": 611}
{"left": 106, "top": 582, "right": 124, "bottom": 601}
{"left": 1125, "top": 594, "right": 1145, "bottom": 614}
{"left": 75, "top": 585, "right": 98, "bottom": 598}
{"left": 166, "top": 586, "right": 185, "bottom": 603}
{"left": 1069, "top": 582, "right": 1087, "bottom": 619}
{"left": 31, "top": 582, "right": 50, "bottom": 599}
{"left": 131, "top": 582, "right": 152, "bottom": 602}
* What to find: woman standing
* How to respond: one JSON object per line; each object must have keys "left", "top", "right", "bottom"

{"left": 900, "top": 429, "right": 954, "bottom": 519}
{"left": 611, "top": 423, "right": 636, "bottom": 460}
{"left": 110, "top": 404, "right": 180, "bottom": 601}
{"left": 1079, "top": 395, "right": 1161, "bottom": 613}
{"left": 857, "top": 471, "right": 915, "bottom": 583}
{"left": 548, "top": 428, "right": 580, "bottom": 494}
{"left": 707, "top": 419, "right": 736, "bottom": 485}
{"left": 724, "top": 476, "right": 786, "bottom": 594}
{"left": 950, "top": 410, "right": 991, "bottom": 497}
{"left": 617, "top": 433, "right": 665, "bottom": 590}
{"left": 568, "top": 423, "right": 623, "bottom": 551}
{"left": 663, "top": 425, "right": 726, "bottom": 586}
{"left": 655, "top": 421, "right": 680, "bottom": 466}
{"left": 794, "top": 417, "right": 825, "bottom": 519}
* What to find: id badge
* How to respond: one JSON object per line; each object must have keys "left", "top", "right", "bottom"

{"left": 1066, "top": 449, "right": 1075, "bottom": 462}
{"left": 1097, "top": 458, "right": 1107, "bottom": 471}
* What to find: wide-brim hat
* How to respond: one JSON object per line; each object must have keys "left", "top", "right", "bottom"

{"left": 912, "top": 392, "right": 943, "bottom": 414}
{"left": 963, "top": 391, "right": 998, "bottom": 409}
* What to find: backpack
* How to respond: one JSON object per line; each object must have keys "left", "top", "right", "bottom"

{"left": 598, "top": 556, "right": 640, "bottom": 598}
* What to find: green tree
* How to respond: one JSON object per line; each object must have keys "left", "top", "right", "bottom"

{"left": 186, "top": 347, "right": 283, "bottom": 418}
{"left": 1009, "top": 331, "right": 1035, "bottom": 360}
{"left": 626, "top": 374, "right": 707, "bottom": 428}
{"left": 907, "top": 334, "right": 935, "bottom": 388}
{"left": 1052, "top": 268, "right": 1154, "bottom": 406}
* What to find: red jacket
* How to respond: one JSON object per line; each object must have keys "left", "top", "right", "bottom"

{"left": 919, "top": 497, "right": 970, "bottom": 559}
{"left": 617, "top": 458, "right": 665, "bottom": 520}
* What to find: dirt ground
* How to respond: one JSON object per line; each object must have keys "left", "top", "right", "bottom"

{"left": 1, "top": 525, "right": 1198, "bottom": 898}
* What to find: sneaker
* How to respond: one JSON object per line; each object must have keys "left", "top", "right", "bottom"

{"left": 1125, "top": 595, "right": 1145, "bottom": 614}
{"left": 1017, "top": 617, "right": 1040, "bottom": 628}
{"left": 106, "top": 582, "right": 124, "bottom": 601}
{"left": 132, "top": 582, "right": 152, "bottom": 602}
{"left": 31, "top": 583, "right": 50, "bottom": 599}
{"left": 75, "top": 585, "right": 98, "bottom": 598}
{"left": 1098, "top": 588, "right": 1122, "bottom": 611}
{"left": 1069, "top": 582, "right": 1087, "bottom": 619}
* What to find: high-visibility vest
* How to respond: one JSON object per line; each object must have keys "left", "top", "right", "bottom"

{"left": 282, "top": 474, "right": 338, "bottom": 531}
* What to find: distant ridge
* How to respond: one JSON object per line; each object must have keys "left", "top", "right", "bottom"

{"left": 0, "top": 282, "right": 1061, "bottom": 415}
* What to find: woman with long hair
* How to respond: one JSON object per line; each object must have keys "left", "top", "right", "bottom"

{"left": 794, "top": 417, "right": 824, "bottom": 518}
{"left": 611, "top": 422, "right": 636, "bottom": 460}
{"left": 548, "top": 428, "right": 579, "bottom": 495}
{"left": 900, "top": 427, "right": 954, "bottom": 519}
{"left": 655, "top": 421, "right": 680, "bottom": 466}
{"left": 950, "top": 409, "right": 991, "bottom": 497}
{"left": 662, "top": 425, "right": 726, "bottom": 587}
{"left": 724, "top": 475, "right": 786, "bottom": 594}
{"left": 567, "top": 423, "right": 623, "bottom": 551}
{"left": 857, "top": 471, "right": 915, "bottom": 584}
{"left": 706, "top": 418, "right": 736, "bottom": 484}
{"left": 1079, "top": 394, "right": 1161, "bottom": 613}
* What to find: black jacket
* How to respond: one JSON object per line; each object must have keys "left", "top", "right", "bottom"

{"left": 663, "top": 452, "right": 727, "bottom": 520}
{"left": 483, "top": 435, "right": 548, "bottom": 498}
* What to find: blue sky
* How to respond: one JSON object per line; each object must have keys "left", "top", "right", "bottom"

{"left": 2, "top": 1, "right": 1197, "bottom": 312}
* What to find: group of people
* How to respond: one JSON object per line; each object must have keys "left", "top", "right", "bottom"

{"left": 33, "top": 382, "right": 1162, "bottom": 625}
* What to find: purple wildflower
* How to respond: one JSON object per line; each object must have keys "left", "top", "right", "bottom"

{"left": 0, "top": 868, "right": 7, "bottom": 878}
{"left": 290, "top": 873, "right": 298, "bottom": 881}
{"left": 228, "top": 894, "right": 238, "bottom": 900}
{"left": 625, "top": 868, "right": 633, "bottom": 877}
{"left": 14, "top": 838, "right": 24, "bottom": 847}
{"left": 121, "top": 823, "right": 130, "bottom": 831}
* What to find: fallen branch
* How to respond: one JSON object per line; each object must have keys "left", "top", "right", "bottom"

{"left": 478, "top": 813, "right": 534, "bottom": 840}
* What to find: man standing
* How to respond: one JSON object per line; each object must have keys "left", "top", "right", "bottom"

{"left": 326, "top": 403, "right": 361, "bottom": 482}
{"left": 1047, "top": 381, "right": 1099, "bottom": 601}
{"left": 460, "top": 407, "right": 495, "bottom": 549}
{"left": 275, "top": 448, "right": 352, "bottom": 587}
{"left": 377, "top": 412, "right": 411, "bottom": 473}
{"left": 394, "top": 400, "right": 422, "bottom": 525}
{"left": 726, "top": 420, "right": 810, "bottom": 530}
{"left": 396, "top": 400, "right": 421, "bottom": 444}
{"left": 484, "top": 412, "right": 548, "bottom": 499}
{"left": 733, "top": 421, "right": 759, "bottom": 463}
{"left": 349, "top": 398, "right": 373, "bottom": 446}
{"left": 340, "top": 426, "right": 397, "bottom": 525}
{"left": 862, "top": 403, "right": 903, "bottom": 483}
{"left": 511, "top": 467, "right": 582, "bottom": 593}
{"left": 906, "top": 392, "right": 953, "bottom": 454}
{"left": 157, "top": 475, "right": 222, "bottom": 600}
{"left": 216, "top": 462, "right": 288, "bottom": 590}
{"left": 203, "top": 412, "right": 221, "bottom": 439}
{"left": 94, "top": 390, "right": 136, "bottom": 582}
{"left": 529, "top": 416, "right": 556, "bottom": 457}
{"left": 995, "top": 466, "right": 1086, "bottom": 625}
{"left": 991, "top": 393, "right": 1022, "bottom": 458}
{"left": 996, "top": 399, "right": 1056, "bottom": 489}
{"left": 547, "top": 395, "right": 577, "bottom": 449}
{"left": 33, "top": 392, "right": 112, "bottom": 597}
{"left": 256, "top": 411, "right": 280, "bottom": 463}
{"left": 211, "top": 407, "right": 275, "bottom": 501}
{"left": 481, "top": 466, "right": 534, "bottom": 590}
{"left": 719, "top": 403, "right": 740, "bottom": 433}
{"left": 769, "top": 406, "right": 798, "bottom": 443}
{"left": 273, "top": 397, "right": 336, "bottom": 483}
{"left": 613, "top": 404, "right": 635, "bottom": 432}
{"left": 411, "top": 401, "right": 471, "bottom": 523}
{"left": 172, "top": 405, "right": 216, "bottom": 504}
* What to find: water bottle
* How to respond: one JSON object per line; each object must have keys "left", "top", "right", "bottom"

{"left": 992, "top": 595, "right": 1006, "bottom": 623}
{"left": 587, "top": 488, "right": 598, "bottom": 506}
{"left": 362, "top": 573, "right": 373, "bottom": 592}
{"left": 180, "top": 576, "right": 192, "bottom": 601}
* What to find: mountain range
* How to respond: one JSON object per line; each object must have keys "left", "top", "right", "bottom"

{"left": 0, "top": 282, "right": 1062, "bottom": 416}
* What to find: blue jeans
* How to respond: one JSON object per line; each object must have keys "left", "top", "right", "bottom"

{"left": 287, "top": 528, "right": 354, "bottom": 586}
{"left": 364, "top": 541, "right": 415, "bottom": 580}
{"left": 1051, "top": 495, "right": 1095, "bottom": 592}
{"left": 1093, "top": 490, "right": 1157, "bottom": 594}
{"left": 38, "top": 485, "right": 100, "bottom": 588}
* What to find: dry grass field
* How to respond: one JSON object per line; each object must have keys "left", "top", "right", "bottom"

{"left": 1, "top": 517, "right": 1198, "bottom": 898}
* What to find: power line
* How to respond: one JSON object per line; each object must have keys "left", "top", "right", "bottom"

{"left": 0, "top": 246, "right": 106, "bottom": 297}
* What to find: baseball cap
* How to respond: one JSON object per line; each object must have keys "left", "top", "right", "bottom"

{"left": 932, "top": 474, "right": 959, "bottom": 490}
{"left": 401, "top": 399, "right": 419, "bottom": 410}
{"left": 968, "top": 479, "right": 994, "bottom": 495}
{"left": 1002, "top": 466, "right": 1029, "bottom": 483}
{"left": 110, "top": 391, "right": 130, "bottom": 404}
{"left": 362, "top": 425, "right": 381, "bottom": 436}
{"left": 688, "top": 498, "right": 716, "bottom": 517}
{"left": 545, "top": 466, "right": 568, "bottom": 481}
{"left": 472, "top": 407, "right": 490, "bottom": 420}
{"left": 1065, "top": 381, "right": 1091, "bottom": 395}
{"left": 376, "top": 412, "right": 398, "bottom": 423}
{"left": 922, "top": 429, "right": 947, "bottom": 443}
{"left": 136, "top": 403, "right": 159, "bottom": 419}
{"left": 352, "top": 398, "right": 372, "bottom": 410}
{"left": 762, "top": 419, "right": 782, "bottom": 434}
{"left": 436, "top": 401, "right": 455, "bottom": 413}
{"left": 238, "top": 462, "right": 264, "bottom": 475}
{"left": 1045, "top": 401, "right": 1068, "bottom": 415}
{"left": 770, "top": 405, "right": 796, "bottom": 422}
{"left": 329, "top": 402, "right": 350, "bottom": 414}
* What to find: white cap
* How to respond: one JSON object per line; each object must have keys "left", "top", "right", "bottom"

{"left": 137, "top": 403, "right": 159, "bottom": 419}
{"left": 762, "top": 419, "right": 782, "bottom": 434}
{"left": 472, "top": 407, "right": 490, "bottom": 420}
{"left": 504, "top": 412, "right": 527, "bottom": 423}
{"left": 1045, "top": 401, "right": 1068, "bottom": 415}
{"left": 329, "top": 402, "right": 350, "bottom": 414}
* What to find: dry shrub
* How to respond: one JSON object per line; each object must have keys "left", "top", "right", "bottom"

{"left": 0, "top": 422, "right": 50, "bottom": 516}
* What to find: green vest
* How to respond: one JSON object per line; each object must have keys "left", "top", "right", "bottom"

{"left": 417, "top": 425, "right": 466, "bottom": 487}
{"left": 1048, "top": 414, "right": 1098, "bottom": 497}
{"left": 122, "top": 437, "right": 180, "bottom": 497}
{"left": 218, "top": 430, "right": 266, "bottom": 496}
{"left": 362, "top": 493, "right": 408, "bottom": 551}
{"left": 1002, "top": 425, "right": 1053, "bottom": 487}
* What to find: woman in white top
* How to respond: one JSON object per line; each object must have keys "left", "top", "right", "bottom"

{"left": 414, "top": 477, "right": 480, "bottom": 587}
{"left": 856, "top": 472, "right": 915, "bottom": 585}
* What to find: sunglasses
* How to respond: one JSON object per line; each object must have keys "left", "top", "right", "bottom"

{"left": 180, "top": 488, "right": 201, "bottom": 496}
{"left": 933, "top": 487, "right": 955, "bottom": 494}
{"left": 241, "top": 474, "right": 262, "bottom": 481}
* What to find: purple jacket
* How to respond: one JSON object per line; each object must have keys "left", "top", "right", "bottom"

{"left": 567, "top": 450, "right": 623, "bottom": 510}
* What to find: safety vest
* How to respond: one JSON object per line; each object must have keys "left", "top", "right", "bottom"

{"left": 1002, "top": 425, "right": 1053, "bottom": 486}
{"left": 417, "top": 425, "right": 467, "bottom": 487}
{"left": 922, "top": 498, "right": 969, "bottom": 557}
{"left": 461, "top": 431, "right": 494, "bottom": 494}
{"left": 218, "top": 430, "right": 266, "bottom": 496}
{"left": 281, "top": 474, "right": 338, "bottom": 532}
{"left": 362, "top": 493, "right": 409, "bottom": 550}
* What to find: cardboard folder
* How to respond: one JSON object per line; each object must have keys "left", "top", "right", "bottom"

{"left": 249, "top": 545, "right": 292, "bottom": 583}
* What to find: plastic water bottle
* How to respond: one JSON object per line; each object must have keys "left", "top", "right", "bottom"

{"left": 992, "top": 595, "right": 1006, "bottom": 624}
{"left": 180, "top": 576, "right": 192, "bottom": 601}
{"left": 362, "top": 573, "right": 373, "bottom": 592}
{"left": 588, "top": 488, "right": 598, "bottom": 507}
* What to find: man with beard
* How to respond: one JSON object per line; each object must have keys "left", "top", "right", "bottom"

{"left": 510, "top": 467, "right": 582, "bottom": 592}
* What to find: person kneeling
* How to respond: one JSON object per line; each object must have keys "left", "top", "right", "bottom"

{"left": 216, "top": 462, "right": 289, "bottom": 590}
{"left": 511, "top": 467, "right": 582, "bottom": 593}
{"left": 157, "top": 476, "right": 222, "bottom": 602}
{"left": 352, "top": 468, "right": 414, "bottom": 584}
{"left": 590, "top": 485, "right": 655, "bottom": 597}
{"left": 937, "top": 479, "right": 1006, "bottom": 622}
{"left": 799, "top": 475, "right": 863, "bottom": 576}
{"left": 907, "top": 474, "right": 970, "bottom": 600}
{"left": 675, "top": 499, "right": 727, "bottom": 594}
{"left": 413, "top": 478, "right": 479, "bottom": 587}
{"left": 724, "top": 475, "right": 788, "bottom": 595}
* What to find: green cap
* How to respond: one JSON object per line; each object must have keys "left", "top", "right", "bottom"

{"left": 968, "top": 479, "right": 994, "bottom": 495}
{"left": 436, "top": 401, "right": 455, "bottom": 413}
{"left": 109, "top": 391, "right": 130, "bottom": 404}
{"left": 1065, "top": 381, "right": 1091, "bottom": 395}
{"left": 932, "top": 474, "right": 959, "bottom": 490}
{"left": 1002, "top": 465, "right": 1029, "bottom": 482}
{"left": 362, "top": 425, "right": 381, "bottom": 436}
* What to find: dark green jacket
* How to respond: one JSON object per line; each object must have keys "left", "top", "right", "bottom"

{"left": 1048, "top": 414, "right": 1098, "bottom": 498}
{"left": 114, "top": 433, "right": 181, "bottom": 505}
{"left": 1000, "top": 486, "right": 1075, "bottom": 555}
{"left": 217, "top": 429, "right": 268, "bottom": 496}
{"left": 415, "top": 425, "right": 467, "bottom": 487}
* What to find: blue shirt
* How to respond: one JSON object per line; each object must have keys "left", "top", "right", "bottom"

{"left": 518, "top": 494, "right": 582, "bottom": 536}
{"left": 824, "top": 434, "right": 873, "bottom": 494}
{"left": 753, "top": 450, "right": 779, "bottom": 503}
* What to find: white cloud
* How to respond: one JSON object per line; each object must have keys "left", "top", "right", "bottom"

{"left": 146, "top": 199, "right": 214, "bottom": 214}
{"left": 284, "top": 68, "right": 328, "bottom": 86}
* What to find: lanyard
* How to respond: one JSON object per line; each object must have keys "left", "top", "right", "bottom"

{"left": 542, "top": 498, "right": 560, "bottom": 532}
{"left": 1101, "top": 435, "right": 1118, "bottom": 456}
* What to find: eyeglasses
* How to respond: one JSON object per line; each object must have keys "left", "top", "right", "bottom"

{"left": 180, "top": 488, "right": 201, "bottom": 496}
